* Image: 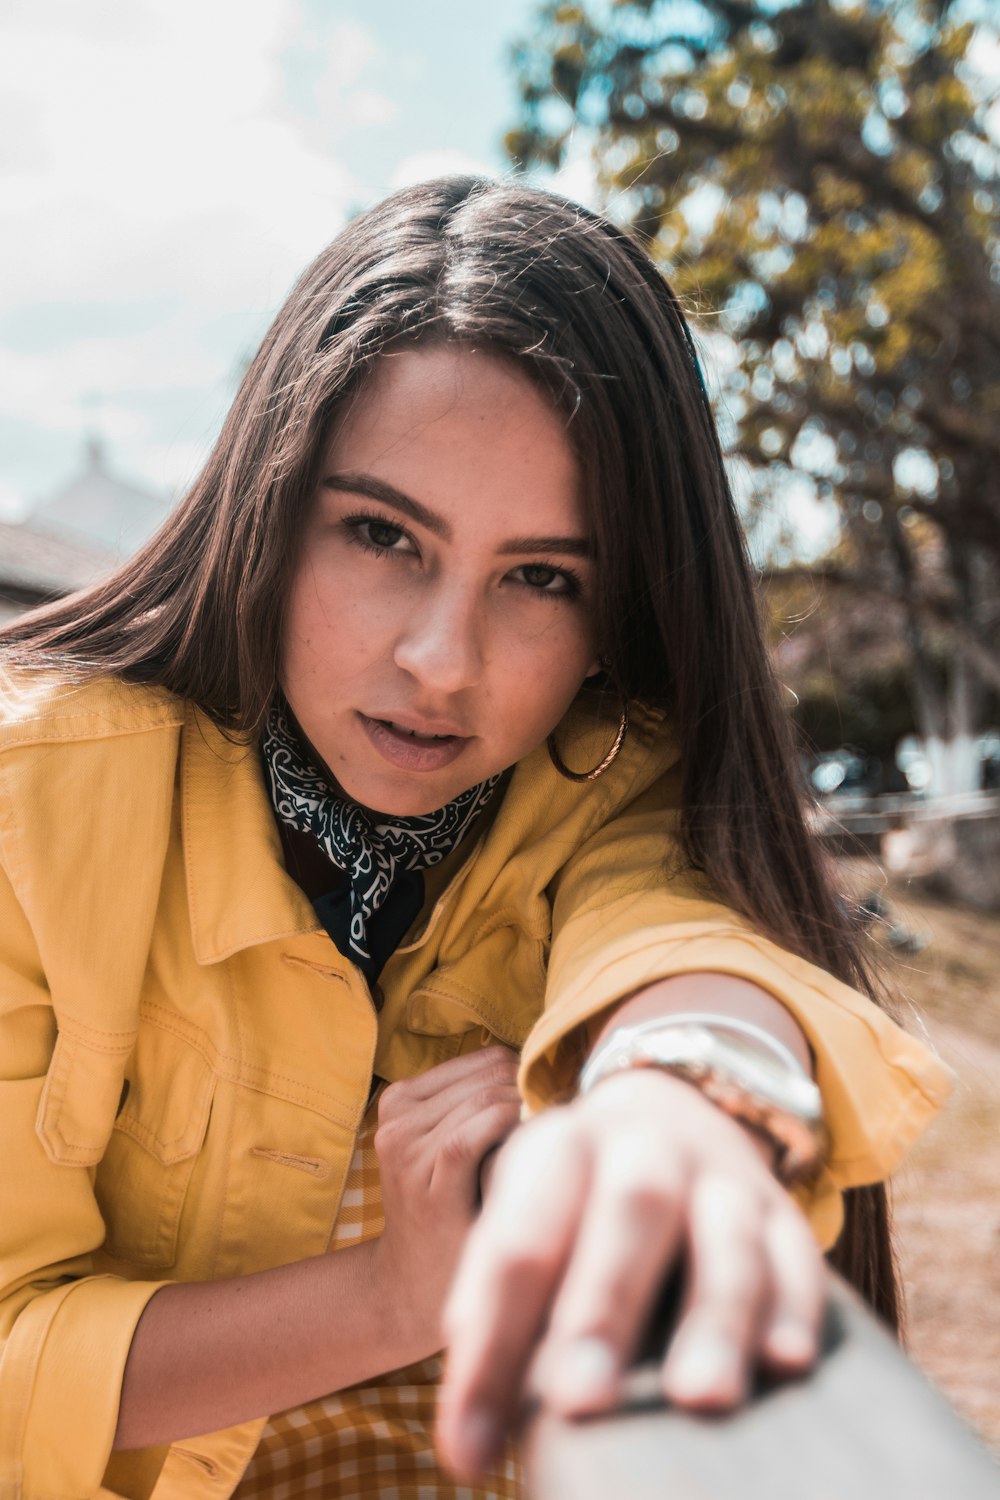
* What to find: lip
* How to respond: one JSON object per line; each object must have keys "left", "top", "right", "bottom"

{"left": 357, "top": 712, "right": 471, "bottom": 773}
{"left": 368, "top": 710, "right": 468, "bottom": 738}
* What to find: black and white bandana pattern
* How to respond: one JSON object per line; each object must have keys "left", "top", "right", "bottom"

{"left": 262, "top": 700, "right": 501, "bottom": 972}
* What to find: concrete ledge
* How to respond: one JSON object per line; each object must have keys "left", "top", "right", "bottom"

{"left": 523, "top": 1276, "right": 1000, "bottom": 1500}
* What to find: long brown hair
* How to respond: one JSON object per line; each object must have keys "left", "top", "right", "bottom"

{"left": 1, "top": 176, "right": 899, "bottom": 1323}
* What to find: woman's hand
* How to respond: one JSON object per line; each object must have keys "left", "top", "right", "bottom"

{"left": 436, "top": 1067, "right": 826, "bottom": 1476}
{"left": 370, "top": 1045, "right": 522, "bottom": 1366}
{"left": 114, "top": 1044, "right": 522, "bottom": 1451}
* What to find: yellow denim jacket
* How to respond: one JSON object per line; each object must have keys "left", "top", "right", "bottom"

{"left": 0, "top": 671, "right": 951, "bottom": 1500}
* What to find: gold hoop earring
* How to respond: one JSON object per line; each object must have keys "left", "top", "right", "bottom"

{"left": 547, "top": 700, "right": 629, "bottom": 783}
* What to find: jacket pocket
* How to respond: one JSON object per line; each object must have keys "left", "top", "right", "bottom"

{"left": 94, "top": 1021, "right": 216, "bottom": 1268}
{"left": 36, "top": 1027, "right": 134, "bottom": 1167}
{"left": 406, "top": 918, "right": 548, "bottom": 1048}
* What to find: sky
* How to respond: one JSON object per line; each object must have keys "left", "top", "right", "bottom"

{"left": 0, "top": 0, "right": 585, "bottom": 518}
{"left": 2, "top": 0, "right": 996, "bottom": 543}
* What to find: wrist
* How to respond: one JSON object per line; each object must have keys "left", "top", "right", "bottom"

{"left": 363, "top": 1232, "right": 448, "bottom": 1369}
{"left": 350, "top": 1236, "right": 420, "bottom": 1370}
{"left": 579, "top": 1014, "right": 825, "bottom": 1185}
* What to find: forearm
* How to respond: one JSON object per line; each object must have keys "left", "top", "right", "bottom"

{"left": 115, "top": 1047, "right": 521, "bottom": 1452}
{"left": 114, "top": 1238, "right": 411, "bottom": 1451}
{"left": 593, "top": 971, "right": 813, "bottom": 1075}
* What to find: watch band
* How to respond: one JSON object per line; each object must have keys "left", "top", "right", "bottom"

{"left": 578, "top": 1014, "right": 826, "bottom": 1186}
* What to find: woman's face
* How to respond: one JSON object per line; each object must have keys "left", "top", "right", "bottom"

{"left": 281, "top": 344, "right": 601, "bottom": 817}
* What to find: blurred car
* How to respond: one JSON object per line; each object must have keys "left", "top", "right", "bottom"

{"left": 810, "top": 749, "right": 876, "bottom": 797}
{"left": 894, "top": 736, "right": 932, "bottom": 793}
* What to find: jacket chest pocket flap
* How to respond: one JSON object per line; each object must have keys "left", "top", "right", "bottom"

{"left": 37, "top": 1027, "right": 134, "bottom": 1167}
{"left": 95, "top": 1022, "right": 215, "bottom": 1267}
{"left": 406, "top": 918, "right": 548, "bottom": 1048}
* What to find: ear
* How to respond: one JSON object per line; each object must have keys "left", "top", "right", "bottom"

{"left": 583, "top": 654, "right": 606, "bottom": 680}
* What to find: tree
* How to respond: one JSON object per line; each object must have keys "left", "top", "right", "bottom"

{"left": 764, "top": 566, "right": 943, "bottom": 767}
{"left": 509, "top": 0, "right": 1000, "bottom": 792}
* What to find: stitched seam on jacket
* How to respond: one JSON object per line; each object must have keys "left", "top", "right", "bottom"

{"left": 413, "top": 943, "right": 547, "bottom": 1037}
{"left": 137, "top": 1001, "right": 360, "bottom": 1123}
{"left": 249, "top": 1147, "right": 330, "bottom": 1177}
{"left": 49, "top": 1015, "right": 138, "bottom": 1051}
{"left": 0, "top": 708, "right": 185, "bottom": 750}
{"left": 0, "top": 1280, "right": 81, "bottom": 1496}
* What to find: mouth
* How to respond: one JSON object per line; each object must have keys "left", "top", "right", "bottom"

{"left": 357, "top": 713, "right": 471, "bottom": 773}
{"left": 376, "top": 718, "right": 460, "bottom": 742}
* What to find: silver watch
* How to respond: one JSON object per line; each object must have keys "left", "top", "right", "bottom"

{"left": 578, "top": 1013, "right": 826, "bottom": 1185}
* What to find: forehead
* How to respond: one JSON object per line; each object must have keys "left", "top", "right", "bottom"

{"left": 322, "top": 346, "right": 584, "bottom": 532}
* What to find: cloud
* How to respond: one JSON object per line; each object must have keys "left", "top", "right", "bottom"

{"left": 0, "top": 334, "right": 222, "bottom": 428}
{"left": 350, "top": 91, "right": 398, "bottom": 128}
{"left": 0, "top": 0, "right": 362, "bottom": 498}
{"left": 388, "top": 150, "right": 497, "bottom": 191}
{"left": 317, "top": 18, "right": 378, "bottom": 90}
{"left": 288, "top": 11, "right": 398, "bottom": 142}
{"left": 0, "top": 3, "right": 358, "bottom": 311}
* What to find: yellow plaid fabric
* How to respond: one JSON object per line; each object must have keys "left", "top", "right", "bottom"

{"left": 231, "top": 1096, "right": 523, "bottom": 1500}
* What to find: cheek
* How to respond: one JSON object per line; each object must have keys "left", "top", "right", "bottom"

{"left": 284, "top": 564, "right": 390, "bottom": 683}
{"left": 518, "top": 607, "right": 597, "bottom": 679}
{"left": 490, "top": 615, "right": 596, "bottom": 735}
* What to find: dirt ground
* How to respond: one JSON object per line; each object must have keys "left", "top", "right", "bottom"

{"left": 841, "top": 859, "right": 1000, "bottom": 1458}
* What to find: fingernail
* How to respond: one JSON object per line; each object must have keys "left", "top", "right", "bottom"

{"left": 455, "top": 1407, "right": 501, "bottom": 1473}
{"left": 551, "top": 1337, "right": 618, "bottom": 1410}
{"left": 667, "top": 1335, "right": 741, "bottom": 1402}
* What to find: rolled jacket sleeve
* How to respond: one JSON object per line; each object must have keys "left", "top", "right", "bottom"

{"left": 518, "top": 794, "right": 954, "bottom": 1249}
{"left": 0, "top": 1276, "right": 166, "bottom": 1500}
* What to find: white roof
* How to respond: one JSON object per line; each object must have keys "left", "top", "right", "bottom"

{"left": 33, "top": 437, "right": 172, "bottom": 556}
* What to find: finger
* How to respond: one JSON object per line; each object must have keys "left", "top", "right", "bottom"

{"left": 377, "top": 1049, "right": 518, "bottom": 1138}
{"left": 477, "top": 1141, "right": 504, "bottom": 1201}
{"left": 529, "top": 1124, "right": 687, "bottom": 1416}
{"left": 380, "top": 1046, "right": 519, "bottom": 1114}
{"left": 375, "top": 1080, "right": 520, "bottom": 1201}
{"left": 663, "top": 1173, "right": 769, "bottom": 1410}
{"left": 436, "top": 1110, "right": 590, "bottom": 1477}
{"left": 759, "top": 1198, "right": 826, "bottom": 1372}
{"left": 429, "top": 1095, "right": 523, "bottom": 1205}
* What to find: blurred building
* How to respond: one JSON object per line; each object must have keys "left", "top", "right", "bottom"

{"left": 0, "top": 518, "right": 112, "bottom": 625}
{"left": 34, "top": 436, "right": 171, "bottom": 556}
{"left": 0, "top": 438, "right": 172, "bottom": 623}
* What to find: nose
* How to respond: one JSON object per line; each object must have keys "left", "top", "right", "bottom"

{"left": 392, "top": 582, "right": 485, "bottom": 693}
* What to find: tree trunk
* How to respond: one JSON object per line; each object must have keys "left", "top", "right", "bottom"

{"left": 879, "top": 509, "right": 952, "bottom": 791}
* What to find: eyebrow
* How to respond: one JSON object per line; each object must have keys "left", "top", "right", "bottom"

{"left": 322, "top": 471, "right": 593, "bottom": 558}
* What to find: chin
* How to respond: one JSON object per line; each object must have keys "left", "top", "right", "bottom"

{"left": 341, "top": 774, "right": 461, "bottom": 821}
{"left": 370, "top": 793, "right": 445, "bottom": 820}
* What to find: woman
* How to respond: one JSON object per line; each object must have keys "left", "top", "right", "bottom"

{"left": 0, "top": 176, "right": 949, "bottom": 1500}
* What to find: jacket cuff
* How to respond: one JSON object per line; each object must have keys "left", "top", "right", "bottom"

{"left": 3, "top": 1274, "right": 168, "bottom": 1500}
{"left": 520, "top": 909, "right": 954, "bottom": 1249}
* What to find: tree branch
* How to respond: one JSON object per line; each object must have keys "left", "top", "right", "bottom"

{"left": 766, "top": 563, "right": 1000, "bottom": 694}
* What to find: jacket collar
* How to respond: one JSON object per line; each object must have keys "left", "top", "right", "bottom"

{"left": 180, "top": 696, "right": 679, "bottom": 966}
{"left": 182, "top": 704, "right": 321, "bottom": 964}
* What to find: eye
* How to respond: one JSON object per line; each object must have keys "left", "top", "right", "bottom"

{"left": 344, "top": 513, "right": 417, "bottom": 557}
{"left": 511, "top": 563, "right": 583, "bottom": 600}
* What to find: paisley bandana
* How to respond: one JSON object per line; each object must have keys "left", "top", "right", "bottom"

{"left": 261, "top": 700, "right": 501, "bottom": 982}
